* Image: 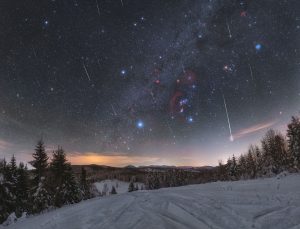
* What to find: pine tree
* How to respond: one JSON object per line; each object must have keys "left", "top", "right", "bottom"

{"left": 261, "top": 130, "right": 287, "bottom": 174}
{"left": 254, "top": 146, "right": 264, "bottom": 177}
{"left": 9, "top": 155, "right": 18, "bottom": 187}
{"left": 226, "top": 157, "right": 232, "bottom": 180}
{"left": 128, "top": 180, "right": 135, "bottom": 192}
{"left": 102, "top": 183, "right": 109, "bottom": 196}
{"left": 80, "top": 167, "right": 92, "bottom": 200}
{"left": 230, "top": 155, "right": 238, "bottom": 180}
{"left": 50, "top": 147, "right": 80, "bottom": 207}
{"left": 15, "top": 163, "right": 29, "bottom": 217}
{"left": 0, "top": 159, "right": 14, "bottom": 224}
{"left": 273, "top": 133, "right": 288, "bottom": 172}
{"left": 31, "top": 140, "right": 49, "bottom": 185}
{"left": 7, "top": 155, "right": 18, "bottom": 210}
{"left": 246, "top": 146, "right": 256, "bottom": 179}
{"left": 110, "top": 186, "right": 117, "bottom": 194}
{"left": 287, "top": 116, "right": 300, "bottom": 169}
{"left": 261, "top": 130, "right": 277, "bottom": 175}
{"left": 238, "top": 155, "right": 247, "bottom": 179}
{"left": 30, "top": 140, "right": 50, "bottom": 213}
{"left": 217, "top": 161, "right": 227, "bottom": 181}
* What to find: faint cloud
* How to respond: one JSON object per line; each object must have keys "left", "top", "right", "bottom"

{"left": 0, "top": 139, "right": 13, "bottom": 151}
{"left": 233, "top": 120, "right": 277, "bottom": 140}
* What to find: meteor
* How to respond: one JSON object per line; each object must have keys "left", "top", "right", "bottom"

{"left": 82, "top": 62, "right": 91, "bottom": 81}
{"left": 226, "top": 19, "right": 232, "bottom": 39}
{"left": 222, "top": 94, "right": 234, "bottom": 142}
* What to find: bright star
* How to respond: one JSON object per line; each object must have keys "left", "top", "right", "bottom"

{"left": 121, "top": 69, "right": 126, "bottom": 75}
{"left": 137, "top": 120, "right": 144, "bottom": 128}
{"left": 187, "top": 116, "right": 193, "bottom": 123}
{"left": 255, "top": 43, "right": 262, "bottom": 51}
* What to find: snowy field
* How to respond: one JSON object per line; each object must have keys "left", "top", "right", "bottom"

{"left": 3, "top": 174, "right": 300, "bottom": 229}
{"left": 94, "top": 179, "right": 144, "bottom": 195}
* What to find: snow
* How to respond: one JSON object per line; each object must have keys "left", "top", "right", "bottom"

{"left": 3, "top": 174, "right": 300, "bottom": 229}
{"left": 93, "top": 179, "right": 143, "bottom": 195}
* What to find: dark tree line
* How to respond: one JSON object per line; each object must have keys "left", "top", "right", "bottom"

{"left": 217, "top": 116, "right": 300, "bottom": 181}
{"left": 0, "top": 140, "right": 94, "bottom": 224}
{"left": 144, "top": 116, "right": 300, "bottom": 190}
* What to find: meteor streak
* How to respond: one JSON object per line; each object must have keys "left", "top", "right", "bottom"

{"left": 222, "top": 94, "right": 234, "bottom": 141}
{"left": 95, "top": 0, "right": 100, "bottom": 16}
{"left": 226, "top": 19, "right": 232, "bottom": 39}
{"left": 82, "top": 62, "right": 91, "bottom": 81}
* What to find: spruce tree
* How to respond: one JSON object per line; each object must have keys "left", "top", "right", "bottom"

{"left": 80, "top": 167, "right": 92, "bottom": 200}
{"left": 128, "top": 180, "right": 135, "bottom": 192}
{"left": 110, "top": 186, "right": 117, "bottom": 194}
{"left": 287, "top": 116, "right": 300, "bottom": 169}
{"left": 50, "top": 147, "right": 80, "bottom": 207}
{"left": 30, "top": 140, "right": 50, "bottom": 213}
{"left": 0, "top": 159, "right": 14, "bottom": 223}
{"left": 8, "top": 155, "right": 18, "bottom": 210}
{"left": 230, "top": 155, "right": 238, "bottom": 180}
{"left": 31, "top": 139, "right": 48, "bottom": 184}
{"left": 238, "top": 155, "right": 247, "bottom": 179}
{"left": 217, "top": 161, "right": 227, "bottom": 181}
{"left": 246, "top": 146, "right": 256, "bottom": 179}
{"left": 15, "top": 163, "right": 29, "bottom": 217}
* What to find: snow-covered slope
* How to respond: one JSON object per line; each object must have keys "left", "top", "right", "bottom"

{"left": 4, "top": 174, "right": 300, "bottom": 229}
{"left": 94, "top": 179, "right": 144, "bottom": 195}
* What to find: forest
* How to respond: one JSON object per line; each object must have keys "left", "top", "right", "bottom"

{"left": 1, "top": 115, "right": 300, "bottom": 224}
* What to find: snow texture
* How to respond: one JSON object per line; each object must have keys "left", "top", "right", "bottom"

{"left": 3, "top": 174, "right": 300, "bottom": 229}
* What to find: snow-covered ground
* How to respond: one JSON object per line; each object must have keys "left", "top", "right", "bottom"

{"left": 3, "top": 174, "right": 300, "bottom": 229}
{"left": 94, "top": 179, "right": 144, "bottom": 195}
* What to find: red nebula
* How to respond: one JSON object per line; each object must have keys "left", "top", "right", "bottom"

{"left": 169, "top": 91, "right": 183, "bottom": 113}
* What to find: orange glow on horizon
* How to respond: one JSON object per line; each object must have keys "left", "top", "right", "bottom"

{"left": 68, "top": 152, "right": 160, "bottom": 167}
{"left": 67, "top": 152, "right": 209, "bottom": 167}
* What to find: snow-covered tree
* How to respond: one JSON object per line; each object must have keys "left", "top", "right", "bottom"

{"left": 102, "top": 183, "right": 109, "bottom": 196}
{"left": 246, "top": 146, "right": 256, "bottom": 179}
{"left": 287, "top": 116, "right": 300, "bottom": 169}
{"left": 15, "top": 162, "right": 29, "bottom": 217}
{"left": 31, "top": 140, "right": 48, "bottom": 184}
{"left": 110, "top": 186, "right": 117, "bottom": 194}
{"left": 0, "top": 159, "right": 14, "bottom": 223}
{"left": 50, "top": 147, "right": 81, "bottom": 207}
{"left": 128, "top": 180, "right": 135, "bottom": 192}
{"left": 30, "top": 140, "right": 51, "bottom": 213}
{"left": 80, "top": 167, "right": 92, "bottom": 200}
{"left": 238, "top": 155, "right": 247, "bottom": 179}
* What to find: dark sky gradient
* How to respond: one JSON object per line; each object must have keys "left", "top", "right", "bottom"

{"left": 0, "top": 0, "right": 299, "bottom": 166}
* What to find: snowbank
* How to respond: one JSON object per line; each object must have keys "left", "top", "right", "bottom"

{"left": 3, "top": 174, "right": 300, "bottom": 229}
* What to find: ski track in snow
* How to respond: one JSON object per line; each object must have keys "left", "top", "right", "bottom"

{"left": 3, "top": 174, "right": 300, "bottom": 229}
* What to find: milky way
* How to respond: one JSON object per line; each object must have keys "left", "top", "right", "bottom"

{"left": 0, "top": 0, "right": 299, "bottom": 166}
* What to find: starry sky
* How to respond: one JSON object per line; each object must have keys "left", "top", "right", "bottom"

{"left": 0, "top": 0, "right": 299, "bottom": 167}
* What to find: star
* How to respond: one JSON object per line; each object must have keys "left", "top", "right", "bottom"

{"left": 255, "top": 43, "right": 262, "bottom": 51}
{"left": 187, "top": 116, "right": 193, "bottom": 123}
{"left": 121, "top": 69, "right": 126, "bottom": 76}
{"left": 137, "top": 120, "right": 144, "bottom": 129}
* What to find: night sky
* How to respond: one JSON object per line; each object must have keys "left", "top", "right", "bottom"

{"left": 0, "top": 0, "right": 299, "bottom": 166}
